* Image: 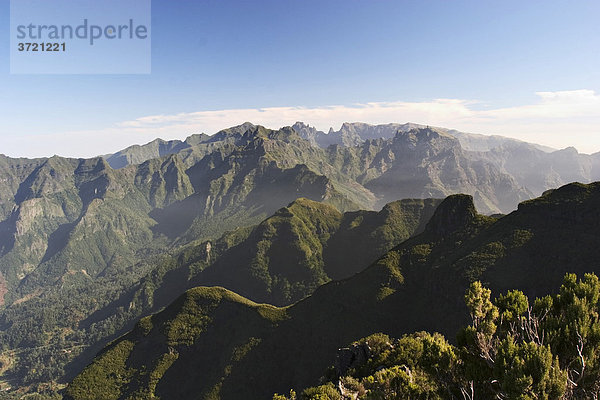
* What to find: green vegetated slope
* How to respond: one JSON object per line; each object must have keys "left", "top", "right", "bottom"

{"left": 61, "top": 195, "right": 440, "bottom": 389}
{"left": 195, "top": 197, "right": 440, "bottom": 306}
{"left": 68, "top": 286, "right": 287, "bottom": 400}
{"left": 66, "top": 182, "right": 600, "bottom": 399}
{"left": 104, "top": 196, "right": 440, "bottom": 326}
{"left": 0, "top": 126, "right": 368, "bottom": 391}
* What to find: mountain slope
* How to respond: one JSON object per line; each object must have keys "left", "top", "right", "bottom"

{"left": 104, "top": 138, "right": 190, "bottom": 169}
{"left": 356, "top": 127, "right": 532, "bottom": 213}
{"left": 71, "top": 197, "right": 436, "bottom": 349}
{"left": 0, "top": 127, "right": 366, "bottom": 390}
{"left": 292, "top": 121, "right": 556, "bottom": 153}
{"left": 473, "top": 143, "right": 600, "bottom": 196}
{"left": 192, "top": 196, "right": 440, "bottom": 305}
{"left": 67, "top": 286, "right": 287, "bottom": 400}
{"left": 293, "top": 124, "right": 531, "bottom": 213}
{"left": 66, "top": 182, "right": 600, "bottom": 399}
{"left": 53, "top": 196, "right": 439, "bottom": 396}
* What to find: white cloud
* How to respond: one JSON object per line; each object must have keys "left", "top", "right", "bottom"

{"left": 116, "top": 99, "right": 478, "bottom": 134}
{"left": 2, "top": 90, "right": 600, "bottom": 158}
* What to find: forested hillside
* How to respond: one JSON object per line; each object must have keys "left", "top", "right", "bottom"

{"left": 66, "top": 182, "right": 600, "bottom": 399}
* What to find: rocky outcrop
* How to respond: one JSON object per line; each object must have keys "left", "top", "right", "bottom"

{"left": 335, "top": 343, "right": 372, "bottom": 376}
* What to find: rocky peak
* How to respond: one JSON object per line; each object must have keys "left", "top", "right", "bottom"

{"left": 396, "top": 127, "right": 454, "bottom": 141}
{"left": 209, "top": 122, "right": 257, "bottom": 143}
{"left": 424, "top": 194, "right": 478, "bottom": 237}
{"left": 335, "top": 342, "right": 372, "bottom": 376}
{"left": 391, "top": 127, "right": 459, "bottom": 155}
{"left": 291, "top": 122, "right": 324, "bottom": 146}
{"left": 183, "top": 133, "right": 211, "bottom": 146}
{"left": 291, "top": 121, "right": 315, "bottom": 133}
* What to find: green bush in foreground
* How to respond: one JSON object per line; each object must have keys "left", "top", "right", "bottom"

{"left": 276, "top": 273, "right": 600, "bottom": 399}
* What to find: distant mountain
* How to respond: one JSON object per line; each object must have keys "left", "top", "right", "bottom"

{"left": 291, "top": 121, "right": 555, "bottom": 152}
{"left": 445, "top": 128, "right": 556, "bottom": 153}
{"left": 474, "top": 143, "right": 600, "bottom": 196}
{"left": 292, "top": 122, "right": 426, "bottom": 147}
{"left": 291, "top": 121, "right": 600, "bottom": 198}
{"left": 348, "top": 127, "right": 531, "bottom": 212}
{"left": 66, "top": 182, "right": 600, "bottom": 400}
{"left": 103, "top": 138, "right": 190, "bottom": 169}
{"left": 102, "top": 120, "right": 600, "bottom": 213}
{"left": 103, "top": 122, "right": 534, "bottom": 214}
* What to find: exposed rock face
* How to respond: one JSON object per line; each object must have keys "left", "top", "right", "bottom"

{"left": 335, "top": 343, "right": 372, "bottom": 376}
{"left": 291, "top": 122, "right": 323, "bottom": 147}
{"left": 293, "top": 121, "right": 426, "bottom": 148}
{"left": 354, "top": 128, "right": 531, "bottom": 214}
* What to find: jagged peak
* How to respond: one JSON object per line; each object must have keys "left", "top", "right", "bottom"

{"left": 424, "top": 194, "right": 478, "bottom": 237}
{"left": 209, "top": 122, "right": 274, "bottom": 143}
{"left": 292, "top": 121, "right": 311, "bottom": 129}
{"left": 89, "top": 156, "right": 111, "bottom": 170}
{"left": 291, "top": 122, "right": 324, "bottom": 137}
{"left": 42, "top": 154, "right": 77, "bottom": 169}
{"left": 216, "top": 122, "right": 256, "bottom": 135}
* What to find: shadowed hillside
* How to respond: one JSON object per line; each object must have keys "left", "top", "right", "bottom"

{"left": 66, "top": 182, "right": 600, "bottom": 400}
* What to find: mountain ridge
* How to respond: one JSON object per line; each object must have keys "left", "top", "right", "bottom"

{"left": 66, "top": 181, "right": 600, "bottom": 399}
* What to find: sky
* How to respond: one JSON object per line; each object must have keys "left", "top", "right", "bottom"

{"left": 0, "top": 0, "right": 599, "bottom": 157}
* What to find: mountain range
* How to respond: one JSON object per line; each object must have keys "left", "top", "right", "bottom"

{"left": 0, "top": 121, "right": 599, "bottom": 396}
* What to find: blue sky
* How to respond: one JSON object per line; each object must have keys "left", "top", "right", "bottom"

{"left": 1, "top": 0, "right": 599, "bottom": 157}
